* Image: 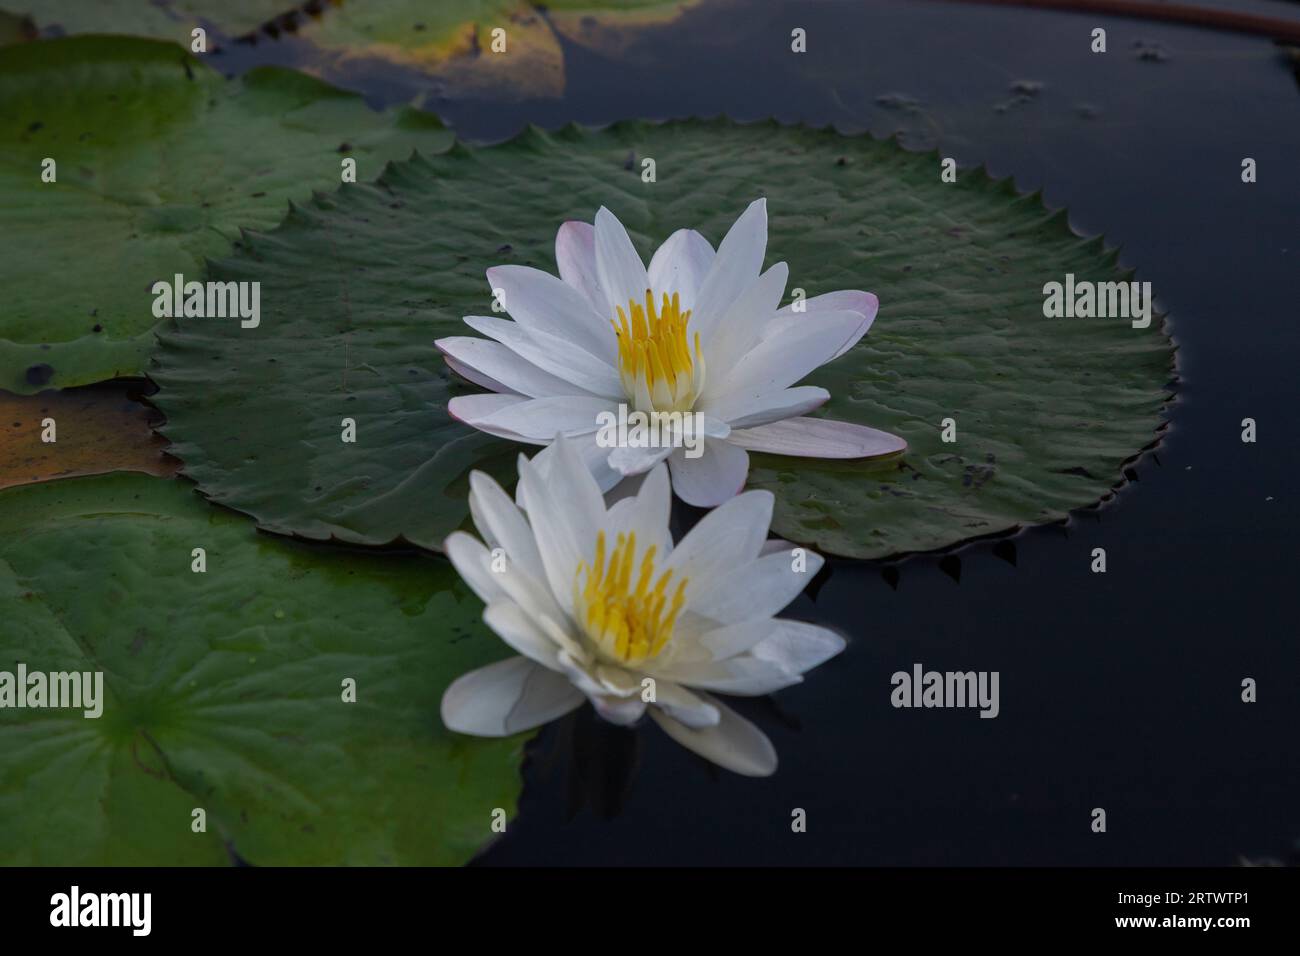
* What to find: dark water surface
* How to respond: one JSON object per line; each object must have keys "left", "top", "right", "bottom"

{"left": 222, "top": 0, "right": 1299, "bottom": 864}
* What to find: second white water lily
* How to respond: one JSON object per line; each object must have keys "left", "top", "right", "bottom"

{"left": 440, "top": 437, "right": 847, "bottom": 776}
{"left": 439, "top": 198, "right": 905, "bottom": 507}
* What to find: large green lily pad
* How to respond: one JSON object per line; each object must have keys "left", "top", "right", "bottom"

{"left": 0, "top": 473, "right": 525, "bottom": 865}
{"left": 152, "top": 119, "right": 1174, "bottom": 559}
{"left": 0, "top": 0, "right": 286, "bottom": 41}
{"left": 0, "top": 35, "right": 452, "bottom": 393}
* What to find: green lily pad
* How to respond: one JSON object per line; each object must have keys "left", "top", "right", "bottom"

{"left": 0, "top": 473, "right": 525, "bottom": 865}
{"left": 152, "top": 119, "right": 1174, "bottom": 559}
{"left": 0, "top": 0, "right": 286, "bottom": 41}
{"left": 0, "top": 35, "right": 453, "bottom": 393}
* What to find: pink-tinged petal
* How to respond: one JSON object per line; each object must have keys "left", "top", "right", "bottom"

{"left": 647, "top": 228, "right": 715, "bottom": 312}
{"left": 555, "top": 220, "right": 606, "bottom": 314}
{"left": 649, "top": 695, "right": 777, "bottom": 777}
{"left": 594, "top": 206, "right": 650, "bottom": 317}
{"left": 727, "top": 417, "right": 907, "bottom": 459}
{"left": 438, "top": 336, "right": 599, "bottom": 398}
{"left": 698, "top": 385, "right": 829, "bottom": 430}
{"left": 691, "top": 199, "right": 768, "bottom": 343}
{"left": 486, "top": 264, "right": 616, "bottom": 364}
{"left": 704, "top": 309, "right": 868, "bottom": 402}
{"left": 441, "top": 656, "right": 583, "bottom": 736}
{"left": 667, "top": 438, "right": 750, "bottom": 507}
{"left": 463, "top": 315, "right": 623, "bottom": 397}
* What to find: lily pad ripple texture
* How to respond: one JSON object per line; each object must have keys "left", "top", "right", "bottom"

{"left": 152, "top": 120, "right": 1175, "bottom": 559}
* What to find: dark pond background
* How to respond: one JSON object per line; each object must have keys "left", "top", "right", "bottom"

{"left": 217, "top": 0, "right": 1300, "bottom": 865}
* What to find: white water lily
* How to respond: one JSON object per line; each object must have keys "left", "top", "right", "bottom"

{"left": 440, "top": 437, "right": 846, "bottom": 776}
{"left": 439, "top": 198, "right": 906, "bottom": 507}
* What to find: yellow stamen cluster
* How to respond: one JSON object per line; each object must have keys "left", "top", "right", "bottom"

{"left": 574, "top": 530, "right": 687, "bottom": 666}
{"left": 612, "top": 290, "right": 704, "bottom": 413}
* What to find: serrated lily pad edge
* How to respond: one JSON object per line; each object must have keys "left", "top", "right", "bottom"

{"left": 147, "top": 117, "right": 1180, "bottom": 562}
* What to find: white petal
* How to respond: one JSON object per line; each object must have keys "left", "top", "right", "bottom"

{"left": 647, "top": 228, "right": 715, "bottom": 312}
{"left": 691, "top": 199, "right": 768, "bottom": 344}
{"left": 652, "top": 681, "right": 721, "bottom": 729}
{"left": 706, "top": 309, "right": 867, "bottom": 401}
{"left": 438, "top": 336, "right": 598, "bottom": 398}
{"left": 651, "top": 652, "right": 802, "bottom": 696}
{"left": 759, "top": 537, "right": 794, "bottom": 557}
{"left": 487, "top": 264, "right": 616, "bottom": 364}
{"left": 691, "top": 549, "right": 825, "bottom": 624}
{"left": 590, "top": 694, "right": 647, "bottom": 726}
{"left": 696, "top": 618, "right": 779, "bottom": 661}
{"left": 450, "top": 393, "right": 612, "bottom": 443}
{"left": 444, "top": 354, "right": 510, "bottom": 394}
{"left": 468, "top": 470, "right": 545, "bottom": 581}
{"left": 607, "top": 443, "right": 672, "bottom": 476}
{"left": 555, "top": 220, "right": 606, "bottom": 314}
{"left": 482, "top": 601, "right": 562, "bottom": 670}
{"left": 728, "top": 417, "right": 907, "bottom": 458}
{"left": 649, "top": 695, "right": 777, "bottom": 776}
{"left": 749, "top": 620, "right": 846, "bottom": 676}
{"left": 703, "top": 261, "right": 788, "bottom": 372}
{"left": 667, "top": 438, "right": 750, "bottom": 507}
{"left": 516, "top": 437, "right": 607, "bottom": 617}
{"left": 594, "top": 206, "right": 650, "bottom": 317}
{"left": 664, "top": 487, "right": 773, "bottom": 584}
{"left": 604, "top": 462, "right": 672, "bottom": 560}
{"left": 441, "top": 656, "right": 583, "bottom": 736}
{"left": 464, "top": 315, "right": 623, "bottom": 397}
{"left": 444, "top": 531, "right": 506, "bottom": 605}
{"left": 528, "top": 432, "right": 623, "bottom": 494}
{"left": 775, "top": 290, "right": 878, "bottom": 358}
{"left": 699, "top": 386, "right": 829, "bottom": 430}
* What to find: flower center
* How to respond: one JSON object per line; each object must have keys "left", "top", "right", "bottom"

{"left": 573, "top": 529, "right": 687, "bottom": 666}
{"left": 612, "top": 290, "right": 705, "bottom": 413}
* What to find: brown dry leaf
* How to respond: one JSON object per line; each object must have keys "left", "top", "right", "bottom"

{"left": 0, "top": 382, "right": 178, "bottom": 490}
{"left": 298, "top": 0, "right": 566, "bottom": 100}
{"left": 545, "top": 0, "right": 709, "bottom": 59}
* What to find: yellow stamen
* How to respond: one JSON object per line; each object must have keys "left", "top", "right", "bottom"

{"left": 611, "top": 289, "right": 704, "bottom": 413}
{"left": 573, "top": 530, "right": 688, "bottom": 666}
